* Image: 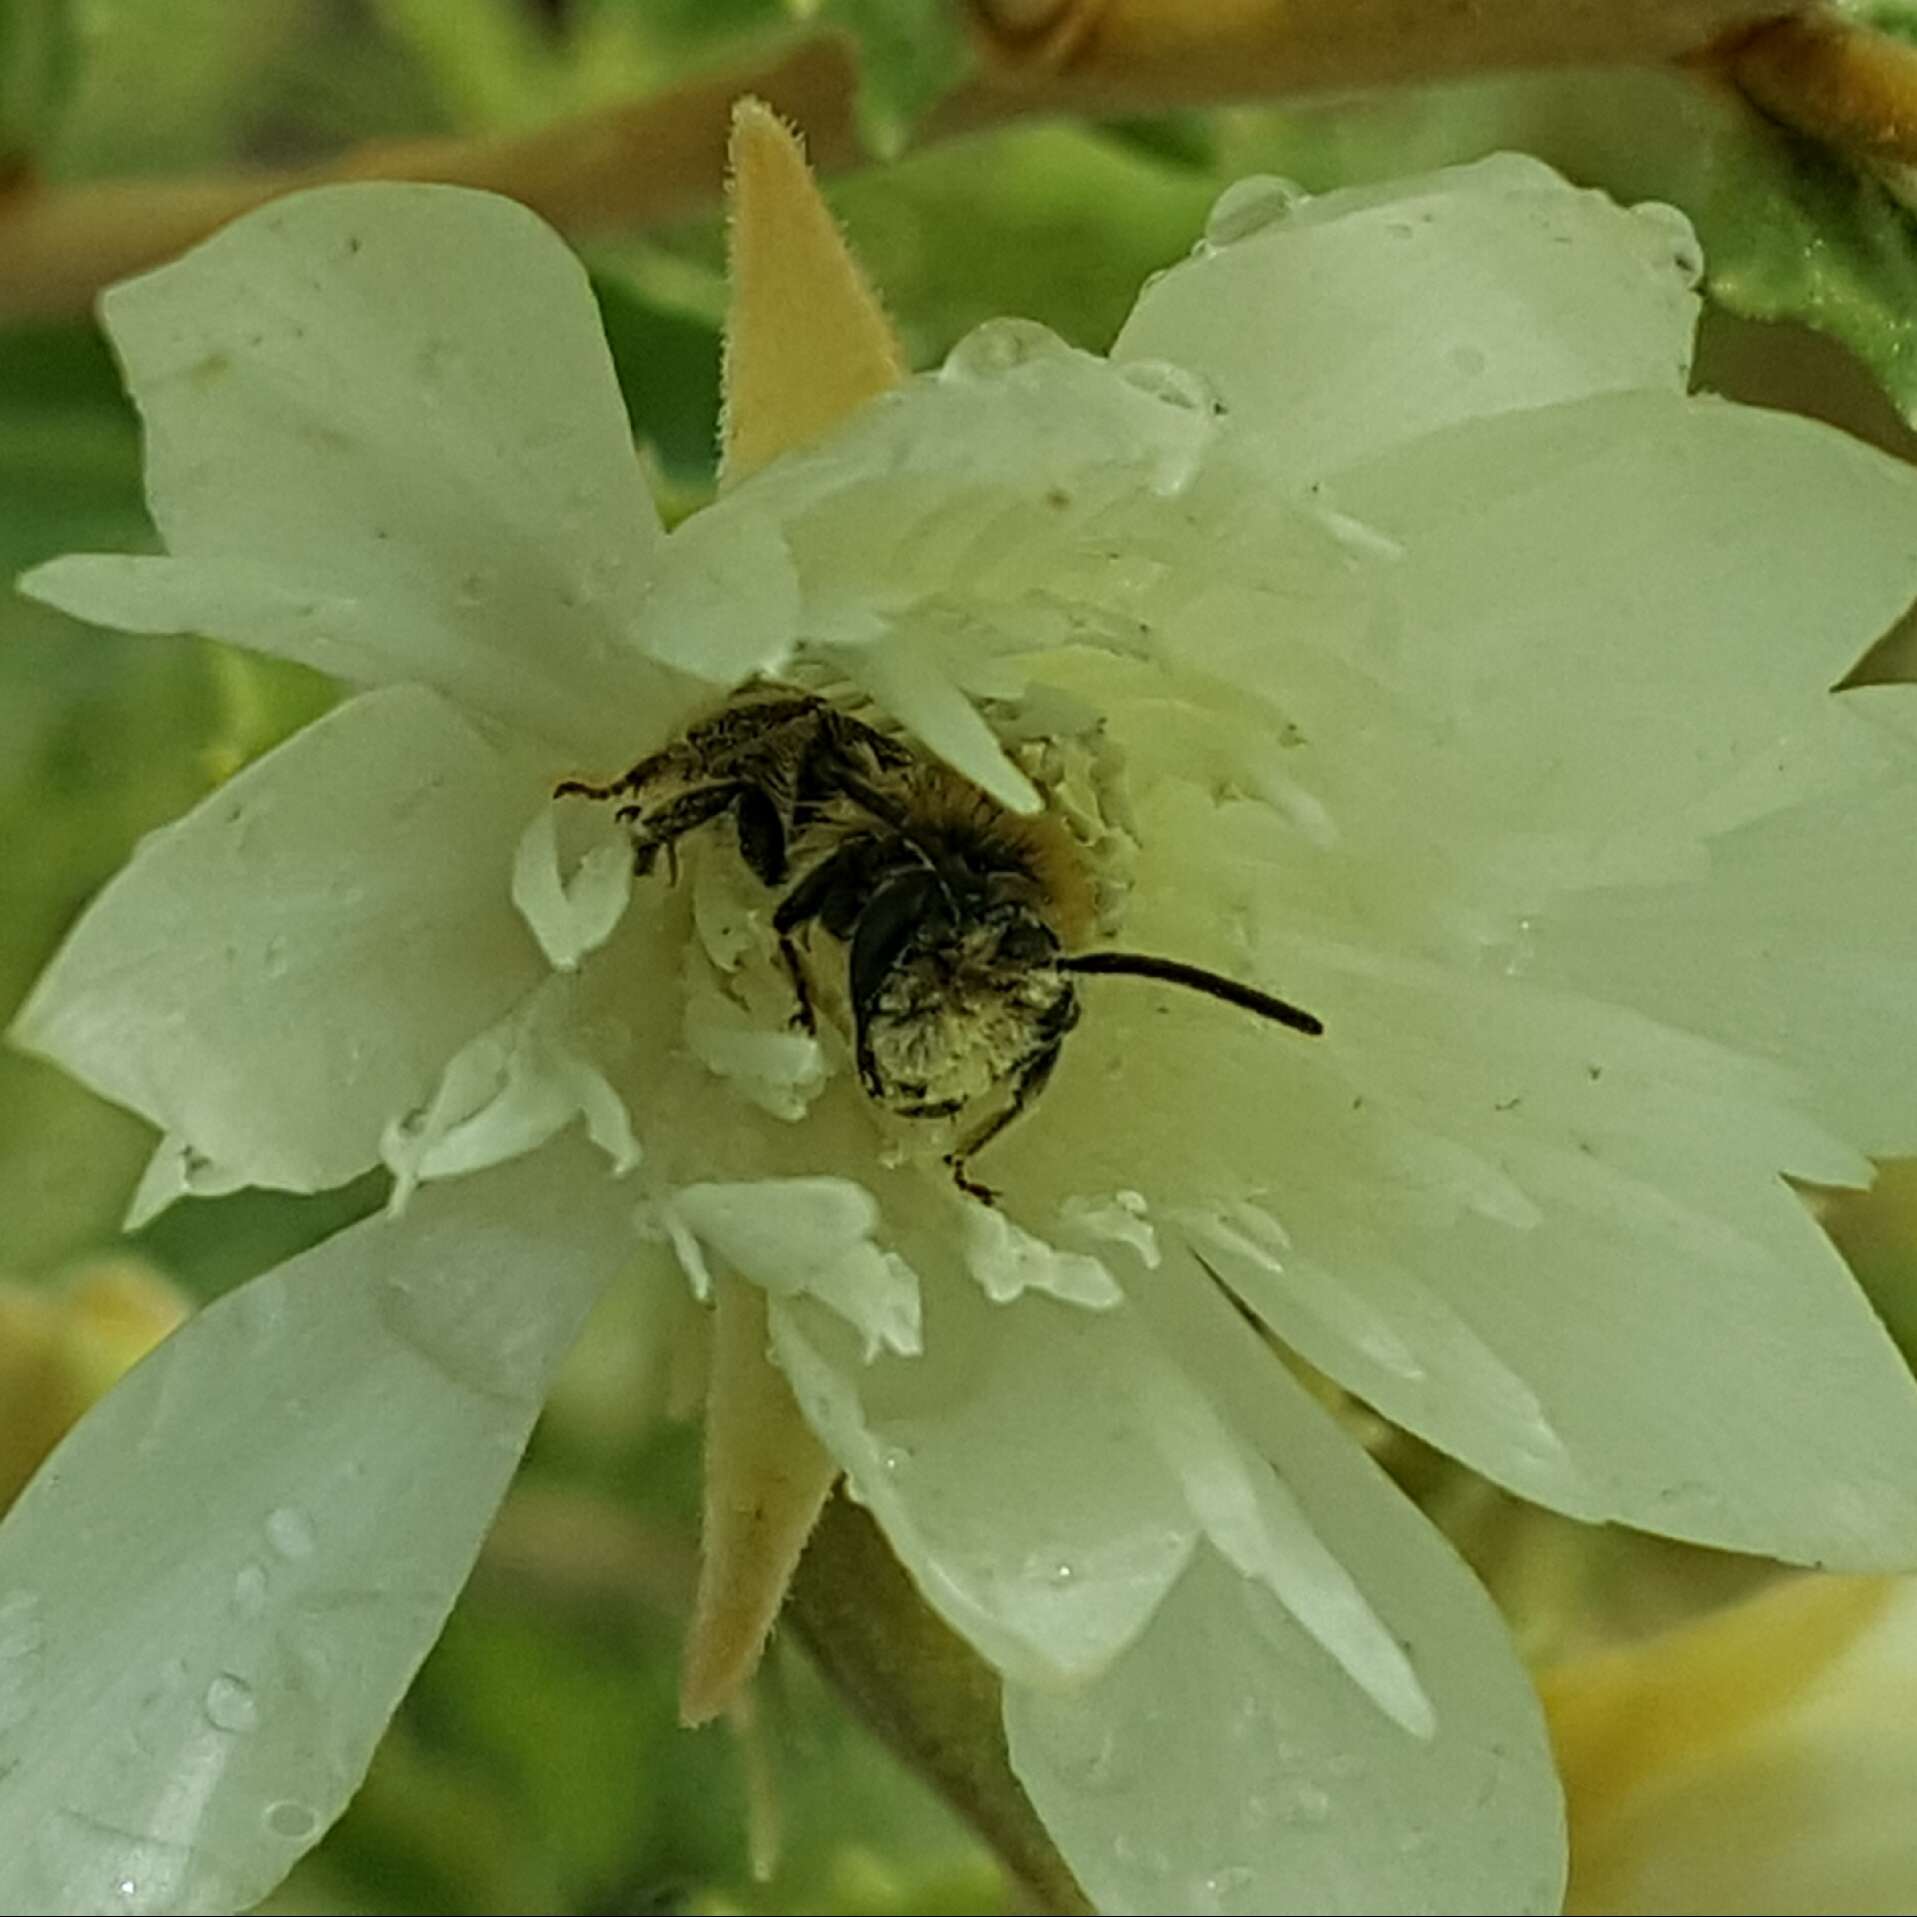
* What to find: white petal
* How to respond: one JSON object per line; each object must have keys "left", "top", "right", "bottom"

{"left": 1318, "top": 390, "right": 1917, "bottom": 840}
{"left": 639, "top": 505, "right": 800, "bottom": 686}
{"left": 510, "top": 802, "right": 633, "bottom": 974}
{"left": 1185, "top": 962, "right": 1917, "bottom": 1563}
{"left": 767, "top": 1271, "right": 1201, "bottom": 1688}
{"left": 11, "top": 685, "right": 550, "bottom": 1195}
{"left": 833, "top": 632, "right": 1040, "bottom": 814}
{"left": 1128, "top": 1297, "right": 1432, "bottom": 1739}
{"left": 1006, "top": 1259, "right": 1564, "bottom": 1917}
{"left": 766, "top": 1186, "right": 1440, "bottom": 1712}
{"left": 1058, "top": 1190, "right": 1161, "bottom": 1269}
{"left": 123, "top": 1134, "right": 251, "bottom": 1232}
{"left": 1004, "top": 895, "right": 1917, "bottom": 1559}
{"left": 664, "top": 1177, "right": 921, "bottom": 1360}
{"left": 1056, "top": 875, "right": 1917, "bottom": 1559}
{"left": 961, "top": 1205, "right": 1122, "bottom": 1309}
{"left": 380, "top": 975, "right": 639, "bottom": 1203}
{"left": 680, "top": 971, "right": 828, "bottom": 1123}
{"left": 680, "top": 983, "right": 827, "bottom": 1124}
{"left": 20, "top": 182, "right": 685, "bottom": 763}
{"left": 1005, "top": 630, "right": 1917, "bottom": 1564}
{"left": 0, "top": 1140, "right": 639, "bottom": 1917}
{"left": 1533, "top": 729, "right": 1917, "bottom": 1157}
{"left": 1114, "top": 155, "right": 1698, "bottom": 484}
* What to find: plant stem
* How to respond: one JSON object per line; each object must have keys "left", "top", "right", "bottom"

{"left": 0, "top": 0, "right": 1815, "bottom": 320}
{"left": 1729, "top": 9, "right": 1917, "bottom": 165}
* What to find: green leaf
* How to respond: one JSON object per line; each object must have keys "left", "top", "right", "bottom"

{"left": 813, "top": 0, "right": 977, "bottom": 157}
{"left": 831, "top": 125, "right": 1213, "bottom": 361}
{"left": 43, "top": 0, "right": 448, "bottom": 179}
{"left": 0, "top": 1141, "right": 634, "bottom": 1915}
{"left": 360, "top": 0, "right": 565, "bottom": 133}
{"left": 0, "top": 0, "right": 78, "bottom": 163}
{"left": 1839, "top": 0, "right": 1917, "bottom": 48}
{"left": 588, "top": 264, "right": 723, "bottom": 482}
{"left": 0, "top": 318, "right": 209, "bottom": 1272}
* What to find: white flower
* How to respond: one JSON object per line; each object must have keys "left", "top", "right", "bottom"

{"left": 7, "top": 142, "right": 1917, "bottom": 1916}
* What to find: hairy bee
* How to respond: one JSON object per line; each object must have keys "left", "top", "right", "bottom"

{"left": 558, "top": 688, "right": 1323, "bottom": 1199}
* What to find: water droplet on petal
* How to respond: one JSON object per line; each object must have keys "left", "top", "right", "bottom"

{"left": 203, "top": 1672, "right": 258, "bottom": 1734}
{"left": 265, "top": 1506, "right": 316, "bottom": 1560}
{"left": 48, "top": 1812, "right": 197, "bottom": 1913}
{"left": 232, "top": 1562, "right": 268, "bottom": 1617}
{"left": 941, "top": 317, "right": 1069, "bottom": 381}
{"left": 1204, "top": 1866, "right": 1254, "bottom": 1901}
{"left": 1204, "top": 176, "right": 1309, "bottom": 248}
{"left": 264, "top": 1799, "right": 320, "bottom": 1842}
{"left": 1289, "top": 1783, "right": 1331, "bottom": 1825}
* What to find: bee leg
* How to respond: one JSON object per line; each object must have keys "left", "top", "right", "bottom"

{"left": 777, "top": 934, "right": 817, "bottom": 1036}
{"left": 621, "top": 783, "right": 747, "bottom": 885}
{"left": 733, "top": 786, "right": 791, "bottom": 888}
{"left": 769, "top": 831, "right": 896, "bottom": 1041}
{"left": 554, "top": 773, "right": 633, "bottom": 802}
{"left": 946, "top": 1162, "right": 1001, "bottom": 1207}
{"left": 772, "top": 837, "right": 890, "bottom": 942}
{"left": 944, "top": 1040, "right": 1064, "bottom": 1206}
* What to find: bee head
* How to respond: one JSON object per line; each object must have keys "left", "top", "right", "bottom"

{"left": 848, "top": 870, "right": 1079, "bottom": 1121}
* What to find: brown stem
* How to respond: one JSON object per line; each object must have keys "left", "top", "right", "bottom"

{"left": 1726, "top": 8, "right": 1917, "bottom": 166}
{"left": 967, "top": 0, "right": 1804, "bottom": 106}
{"left": 0, "top": 0, "right": 1810, "bottom": 321}
{"left": 786, "top": 1491, "right": 1094, "bottom": 1916}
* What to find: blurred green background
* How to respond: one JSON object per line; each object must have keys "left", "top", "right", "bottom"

{"left": 8, "top": 3, "right": 1917, "bottom": 1911}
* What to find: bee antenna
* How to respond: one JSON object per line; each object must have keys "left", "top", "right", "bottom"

{"left": 1058, "top": 952, "right": 1324, "bottom": 1036}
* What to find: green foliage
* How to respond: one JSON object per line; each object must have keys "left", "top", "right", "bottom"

{"left": 590, "top": 266, "right": 724, "bottom": 482}
{"left": 0, "top": 321, "right": 194, "bottom": 1270}
{"left": 811, "top": 0, "right": 975, "bottom": 156}
{"left": 830, "top": 125, "right": 1211, "bottom": 360}
{"left": 0, "top": 0, "right": 78, "bottom": 164}
{"left": 1837, "top": 0, "right": 1917, "bottom": 45}
{"left": 0, "top": 321, "right": 345, "bottom": 1277}
{"left": 42, "top": 0, "right": 450, "bottom": 178}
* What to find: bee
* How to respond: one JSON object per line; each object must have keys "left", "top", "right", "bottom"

{"left": 557, "top": 688, "right": 1323, "bottom": 1200}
